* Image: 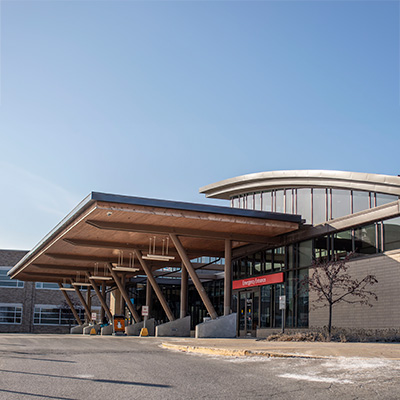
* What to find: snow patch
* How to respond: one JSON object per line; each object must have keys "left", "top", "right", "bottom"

{"left": 279, "top": 373, "right": 353, "bottom": 384}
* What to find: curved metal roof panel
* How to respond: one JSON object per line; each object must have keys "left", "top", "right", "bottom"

{"left": 199, "top": 170, "right": 400, "bottom": 199}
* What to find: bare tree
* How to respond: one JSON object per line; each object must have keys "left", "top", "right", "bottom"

{"left": 303, "top": 254, "right": 378, "bottom": 337}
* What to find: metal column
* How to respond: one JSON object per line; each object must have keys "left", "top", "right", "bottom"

{"left": 170, "top": 234, "right": 218, "bottom": 319}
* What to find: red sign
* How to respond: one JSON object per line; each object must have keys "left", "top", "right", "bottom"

{"left": 232, "top": 272, "right": 284, "bottom": 290}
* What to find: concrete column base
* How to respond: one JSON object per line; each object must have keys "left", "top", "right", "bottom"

{"left": 101, "top": 325, "right": 113, "bottom": 335}
{"left": 156, "top": 317, "right": 190, "bottom": 337}
{"left": 70, "top": 325, "right": 86, "bottom": 334}
{"left": 195, "top": 313, "right": 237, "bottom": 338}
{"left": 125, "top": 319, "right": 155, "bottom": 336}
{"left": 83, "top": 324, "right": 101, "bottom": 335}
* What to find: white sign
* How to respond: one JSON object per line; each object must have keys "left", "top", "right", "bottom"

{"left": 279, "top": 296, "right": 286, "bottom": 310}
{"left": 91, "top": 312, "right": 97, "bottom": 321}
{"left": 142, "top": 306, "right": 149, "bottom": 316}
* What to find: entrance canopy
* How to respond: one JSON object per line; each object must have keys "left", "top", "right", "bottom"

{"left": 9, "top": 192, "right": 301, "bottom": 284}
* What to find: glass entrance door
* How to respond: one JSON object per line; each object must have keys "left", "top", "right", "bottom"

{"left": 238, "top": 290, "right": 259, "bottom": 336}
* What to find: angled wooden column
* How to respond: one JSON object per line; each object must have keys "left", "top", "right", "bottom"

{"left": 86, "top": 274, "right": 113, "bottom": 321}
{"left": 58, "top": 283, "right": 83, "bottom": 325}
{"left": 224, "top": 239, "right": 232, "bottom": 316}
{"left": 71, "top": 281, "right": 92, "bottom": 322}
{"left": 170, "top": 234, "right": 218, "bottom": 319}
{"left": 180, "top": 263, "right": 188, "bottom": 319}
{"left": 134, "top": 249, "right": 175, "bottom": 322}
{"left": 106, "top": 264, "right": 141, "bottom": 323}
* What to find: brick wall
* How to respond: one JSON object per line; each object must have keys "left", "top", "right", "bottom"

{"left": 0, "top": 249, "right": 104, "bottom": 333}
{"left": 309, "top": 249, "right": 400, "bottom": 329}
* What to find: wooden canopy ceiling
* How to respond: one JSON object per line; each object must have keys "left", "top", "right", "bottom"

{"left": 9, "top": 192, "right": 301, "bottom": 283}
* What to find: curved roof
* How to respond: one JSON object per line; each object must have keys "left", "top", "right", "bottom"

{"left": 200, "top": 170, "right": 400, "bottom": 199}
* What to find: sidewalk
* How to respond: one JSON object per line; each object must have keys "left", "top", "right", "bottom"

{"left": 160, "top": 337, "right": 400, "bottom": 360}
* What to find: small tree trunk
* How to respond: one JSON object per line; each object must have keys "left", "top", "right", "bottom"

{"left": 328, "top": 302, "right": 333, "bottom": 339}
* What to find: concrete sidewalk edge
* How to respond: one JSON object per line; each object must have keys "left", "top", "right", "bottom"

{"left": 161, "top": 342, "right": 329, "bottom": 359}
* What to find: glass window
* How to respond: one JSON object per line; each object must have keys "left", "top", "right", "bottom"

{"left": 285, "top": 189, "right": 293, "bottom": 214}
{"left": 352, "top": 191, "right": 370, "bottom": 213}
{"left": 376, "top": 193, "right": 398, "bottom": 207}
{"left": 260, "top": 285, "right": 272, "bottom": 328}
{"left": 0, "top": 304, "right": 22, "bottom": 324}
{"left": 254, "top": 192, "right": 261, "bottom": 211}
{"left": 314, "top": 235, "right": 329, "bottom": 260}
{"left": 383, "top": 217, "right": 400, "bottom": 251}
{"left": 273, "top": 247, "right": 285, "bottom": 271}
{"left": 312, "top": 188, "right": 326, "bottom": 225}
{"left": 247, "top": 194, "right": 254, "bottom": 210}
{"left": 34, "top": 305, "right": 89, "bottom": 325}
{"left": 354, "top": 224, "right": 377, "bottom": 254}
{"left": 297, "top": 269, "right": 309, "bottom": 327}
{"left": 332, "top": 230, "right": 353, "bottom": 259}
{"left": 0, "top": 268, "right": 24, "bottom": 288}
{"left": 332, "top": 189, "right": 351, "bottom": 219}
{"left": 35, "top": 282, "right": 60, "bottom": 290}
{"left": 264, "top": 249, "right": 273, "bottom": 272}
{"left": 297, "top": 189, "right": 312, "bottom": 224}
{"left": 299, "top": 240, "right": 313, "bottom": 268}
{"left": 275, "top": 190, "right": 284, "bottom": 213}
{"left": 262, "top": 191, "right": 272, "bottom": 212}
{"left": 254, "top": 252, "right": 262, "bottom": 275}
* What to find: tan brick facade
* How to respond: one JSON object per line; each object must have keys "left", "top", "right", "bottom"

{"left": 309, "top": 249, "right": 400, "bottom": 329}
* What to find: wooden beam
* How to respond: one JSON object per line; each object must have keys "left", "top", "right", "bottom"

{"left": 58, "top": 283, "right": 83, "bottom": 326}
{"left": 87, "top": 220, "right": 281, "bottom": 244}
{"left": 63, "top": 238, "right": 222, "bottom": 258}
{"left": 134, "top": 250, "right": 175, "bottom": 322}
{"left": 32, "top": 264, "right": 90, "bottom": 272}
{"left": 86, "top": 273, "right": 113, "bottom": 321}
{"left": 170, "top": 234, "right": 218, "bottom": 319}
{"left": 72, "top": 282, "right": 92, "bottom": 322}
{"left": 106, "top": 263, "right": 141, "bottom": 323}
{"left": 224, "top": 239, "right": 232, "bottom": 316}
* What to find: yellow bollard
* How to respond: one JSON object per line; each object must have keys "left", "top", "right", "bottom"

{"left": 140, "top": 327, "right": 148, "bottom": 337}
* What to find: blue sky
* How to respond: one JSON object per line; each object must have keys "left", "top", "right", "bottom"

{"left": 0, "top": 0, "right": 399, "bottom": 250}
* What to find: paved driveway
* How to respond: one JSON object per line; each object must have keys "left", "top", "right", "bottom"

{"left": 0, "top": 334, "right": 399, "bottom": 399}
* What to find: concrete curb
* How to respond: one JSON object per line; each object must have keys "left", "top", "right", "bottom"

{"left": 161, "top": 343, "right": 329, "bottom": 359}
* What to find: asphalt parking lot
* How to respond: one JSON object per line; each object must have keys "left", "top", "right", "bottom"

{"left": 1, "top": 334, "right": 400, "bottom": 399}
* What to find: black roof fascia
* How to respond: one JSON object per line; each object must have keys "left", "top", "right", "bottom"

{"left": 92, "top": 192, "right": 302, "bottom": 223}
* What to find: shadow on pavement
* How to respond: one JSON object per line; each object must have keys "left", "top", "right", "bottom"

{"left": 0, "top": 388, "right": 75, "bottom": 400}
{"left": 0, "top": 369, "right": 172, "bottom": 388}
{"left": 4, "top": 355, "right": 76, "bottom": 363}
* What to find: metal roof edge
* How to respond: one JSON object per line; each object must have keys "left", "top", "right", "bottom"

{"left": 8, "top": 193, "right": 96, "bottom": 278}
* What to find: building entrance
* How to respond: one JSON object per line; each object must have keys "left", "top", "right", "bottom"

{"left": 238, "top": 289, "right": 259, "bottom": 337}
